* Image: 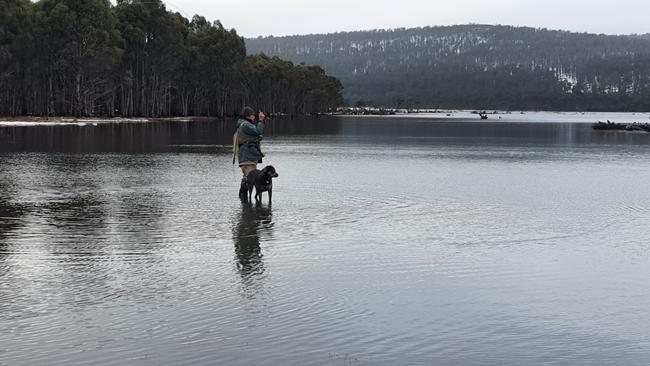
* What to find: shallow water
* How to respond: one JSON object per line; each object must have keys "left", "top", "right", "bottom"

{"left": 1, "top": 116, "right": 650, "bottom": 365}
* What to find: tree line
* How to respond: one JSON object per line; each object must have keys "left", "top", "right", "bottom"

{"left": 247, "top": 25, "right": 650, "bottom": 111}
{"left": 0, "top": 0, "right": 343, "bottom": 118}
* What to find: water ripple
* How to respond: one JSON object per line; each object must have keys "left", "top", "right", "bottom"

{"left": 2, "top": 121, "right": 650, "bottom": 365}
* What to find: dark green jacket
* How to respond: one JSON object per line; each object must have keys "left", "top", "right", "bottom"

{"left": 236, "top": 118, "right": 265, "bottom": 164}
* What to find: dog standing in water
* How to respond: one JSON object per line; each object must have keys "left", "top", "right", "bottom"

{"left": 246, "top": 165, "right": 279, "bottom": 203}
{"left": 234, "top": 107, "right": 267, "bottom": 200}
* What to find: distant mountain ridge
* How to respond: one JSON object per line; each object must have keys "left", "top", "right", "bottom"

{"left": 246, "top": 25, "right": 650, "bottom": 111}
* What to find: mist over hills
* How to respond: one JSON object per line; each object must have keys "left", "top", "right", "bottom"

{"left": 247, "top": 25, "right": 650, "bottom": 111}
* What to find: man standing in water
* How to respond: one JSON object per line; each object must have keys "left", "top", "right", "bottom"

{"left": 235, "top": 106, "right": 266, "bottom": 199}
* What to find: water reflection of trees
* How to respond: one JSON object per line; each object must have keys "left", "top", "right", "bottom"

{"left": 0, "top": 120, "right": 245, "bottom": 153}
{"left": 1, "top": 153, "right": 171, "bottom": 314}
{"left": 48, "top": 154, "right": 169, "bottom": 305}
{"left": 0, "top": 160, "right": 25, "bottom": 248}
{"left": 38, "top": 155, "right": 109, "bottom": 237}
{"left": 232, "top": 203, "right": 274, "bottom": 295}
{"left": 0, "top": 188, "right": 24, "bottom": 249}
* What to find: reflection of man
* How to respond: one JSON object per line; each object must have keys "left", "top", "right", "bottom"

{"left": 234, "top": 106, "right": 266, "bottom": 199}
{"left": 233, "top": 203, "right": 272, "bottom": 282}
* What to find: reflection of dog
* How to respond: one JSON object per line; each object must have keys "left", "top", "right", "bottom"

{"left": 246, "top": 165, "right": 279, "bottom": 203}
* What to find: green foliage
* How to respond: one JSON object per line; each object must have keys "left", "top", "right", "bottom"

{"left": 240, "top": 55, "right": 343, "bottom": 114}
{"left": 0, "top": 0, "right": 342, "bottom": 117}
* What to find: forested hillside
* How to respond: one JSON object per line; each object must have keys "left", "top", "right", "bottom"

{"left": 247, "top": 25, "right": 650, "bottom": 111}
{"left": 0, "top": 0, "right": 342, "bottom": 117}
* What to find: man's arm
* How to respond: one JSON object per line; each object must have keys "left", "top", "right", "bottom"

{"left": 240, "top": 120, "right": 265, "bottom": 136}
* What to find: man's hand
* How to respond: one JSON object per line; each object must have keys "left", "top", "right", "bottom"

{"left": 258, "top": 111, "right": 266, "bottom": 122}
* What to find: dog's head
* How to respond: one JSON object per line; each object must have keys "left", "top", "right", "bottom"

{"left": 262, "top": 165, "right": 279, "bottom": 178}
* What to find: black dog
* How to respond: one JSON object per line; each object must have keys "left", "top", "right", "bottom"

{"left": 246, "top": 165, "right": 279, "bottom": 203}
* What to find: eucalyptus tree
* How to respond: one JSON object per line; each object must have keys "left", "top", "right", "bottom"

{"left": 0, "top": 0, "right": 33, "bottom": 116}
{"left": 187, "top": 15, "right": 245, "bottom": 116}
{"left": 115, "top": 0, "right": 187, "bottom": 117}
{"left": 31, "top": 0, "right": 121, "bottom": 116}
{"left": 0, "top": 0, "right": 343, "bottom": 118}
{"left": 241, "top": 55, "right": 343, "bottom": 114}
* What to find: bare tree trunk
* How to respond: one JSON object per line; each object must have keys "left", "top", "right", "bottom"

{"left": 73, "top": 69, "right": 82, "bottom": 117}
{"left": 140, "top": 56, "right": 146, "bottom": 116}
{"left": 47, "top": 75, "right": 54, "bottom": 117}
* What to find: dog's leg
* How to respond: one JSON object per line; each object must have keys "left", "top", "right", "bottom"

{"left": 268, "top": 188, "right": 272, "bottom": 204}
{"left": 248, "top": 185, "right": 253, "bottom": 202}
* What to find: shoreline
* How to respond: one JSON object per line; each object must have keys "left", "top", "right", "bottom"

{"left": 334, "top": 108, "right": 650, "bottom": 116}
{"left": 2, "top": 110, "right": 650, "bottom": 126}
{"left": 0, "top": 116, "right": 218, "bottom": 126}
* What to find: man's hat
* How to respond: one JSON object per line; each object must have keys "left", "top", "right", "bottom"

{"left": 241, "top": 106, "right": 255, "bottom": 117}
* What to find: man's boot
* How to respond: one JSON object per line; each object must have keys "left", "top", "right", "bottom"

{"left": 238, "top": 178, "right": 248, "bottom": 200}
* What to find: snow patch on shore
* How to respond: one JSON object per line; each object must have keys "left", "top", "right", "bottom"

{"left": 0, "top": 118, "right": 153, "bottom": 127}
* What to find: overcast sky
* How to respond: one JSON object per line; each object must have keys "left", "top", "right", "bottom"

{"left": 161, "top": 0, "right": 649, "bottom": 37}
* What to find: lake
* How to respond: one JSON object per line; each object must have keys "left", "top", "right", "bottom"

{"left": 1, "top": 114, "right": 650, "bottom": 365}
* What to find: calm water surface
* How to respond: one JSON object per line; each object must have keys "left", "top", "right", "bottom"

{"left": 1, "top": 116, "right": 650, "bottom": 365}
